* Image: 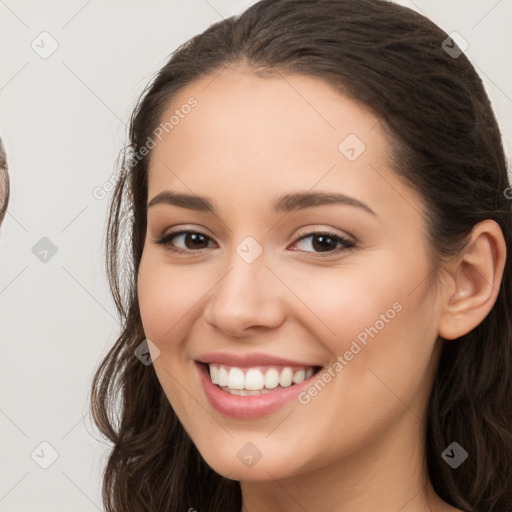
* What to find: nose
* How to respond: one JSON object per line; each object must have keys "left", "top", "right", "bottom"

{"left": 203, "top": 249, "right": 286, "bottom": 338}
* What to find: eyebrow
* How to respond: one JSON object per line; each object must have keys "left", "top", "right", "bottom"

{"left": 147, "top": 190, "right": 377, "bottom": 216}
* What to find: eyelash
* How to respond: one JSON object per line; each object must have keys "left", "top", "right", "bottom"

{"left": 153, "top": 229, "right": 356, "bottom": 258}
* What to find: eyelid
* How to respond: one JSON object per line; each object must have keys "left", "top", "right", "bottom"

{"left": 293, "top": 226, "right": 355, "bottom": 245}
{"left": 289, "top": 230, "right": 355, "bottom": 258}
{"left": 154, "top": 229, "right": 216, "bottom": 252}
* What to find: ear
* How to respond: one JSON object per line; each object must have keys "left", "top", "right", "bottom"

{"left": 438, "top": 219, "right": 507, "bottom": 340}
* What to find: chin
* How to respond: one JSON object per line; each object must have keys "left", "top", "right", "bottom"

{"left": 197, "top": 442, "right": 309, "bottom": 483}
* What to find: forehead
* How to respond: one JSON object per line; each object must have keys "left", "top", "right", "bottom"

{"left": 146, "top": 65, "right": 419, "bottom": 224}
{"left": 153, "top": 65, "right": 385, "bottom": 159}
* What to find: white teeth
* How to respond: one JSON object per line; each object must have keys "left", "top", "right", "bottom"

{"left": 279, "top": 367, "right": 294, "bottom": 387}
{"left": 292, "top": 369, "right": 306, "bottom": 384}
{"left": 223, "top": 388, "right": 272, "bottom": 396}
{"left": 227, "top": 367, "right": 245, "bottom": 390}
{"left": 245, "top": 368, "right": 265, "bottom": 390}
{"left": 207, "top": 363, "right": 317, "bottom": 392}
{"left": 243, "top": 389, "right": 262, "bottom": 396}
{"left": 210, "top": 364, "right": 219, "bottom": 384}
{"left": 264, "top": 368, "right": 280, "bottom": 389}
{"left": 217, "top": 366, "right": 229, "bottom": 387}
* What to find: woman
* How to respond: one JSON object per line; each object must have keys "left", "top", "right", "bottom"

{"left": 90, "top": 1, "right": 512, "bottom": 510}
{"left": 0, "top": 137, "right": 10, "bottom": 226}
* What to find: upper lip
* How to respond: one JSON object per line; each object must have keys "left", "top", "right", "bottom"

{"left": 196, "top": 352, "right": 320, "bottom": 368}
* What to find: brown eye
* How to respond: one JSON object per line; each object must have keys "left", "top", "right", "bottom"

{"left": 155, "top": 230, "right": 215, "bottom": 252}
{"left": 292, "top": 231, "right": 355, "bottom": 256}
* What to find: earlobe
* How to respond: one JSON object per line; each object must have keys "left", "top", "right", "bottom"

{"left": 438, "top": 219, "right": 506, "bottom": 341}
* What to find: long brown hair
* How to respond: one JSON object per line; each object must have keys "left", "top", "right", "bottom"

{"left": 89, "top": 1, "right": 512, "bottom": 510}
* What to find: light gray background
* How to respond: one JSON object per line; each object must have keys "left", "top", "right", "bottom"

{"left": 0, "top": 1, "right": 511, "bottom": 510}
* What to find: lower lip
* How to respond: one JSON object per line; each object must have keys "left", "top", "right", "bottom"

{"left": 195, "top": 362, "right": 319, "bottom": 419}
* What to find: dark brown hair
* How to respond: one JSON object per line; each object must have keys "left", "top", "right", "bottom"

{"left": 0, "top": 137, "right": 10, "bottom": 225}
{"left": 90, "top": 1, "right": 512, "bottom": 510}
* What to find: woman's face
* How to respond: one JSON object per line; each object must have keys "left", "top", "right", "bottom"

{"left": 138, "top": 65, "right": 445, "bottom": 482}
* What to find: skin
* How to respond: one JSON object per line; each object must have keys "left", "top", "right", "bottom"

{"left": 137, "top": 64, "right": 506, "bottom": 512}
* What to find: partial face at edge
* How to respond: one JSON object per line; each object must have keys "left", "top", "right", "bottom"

{"left": 137, "top": 65, "right": 444, "bottom": 481}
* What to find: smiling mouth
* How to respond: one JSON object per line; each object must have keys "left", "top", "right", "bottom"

{"left": 201, "top": 362, "right": 323, "bottom": 396}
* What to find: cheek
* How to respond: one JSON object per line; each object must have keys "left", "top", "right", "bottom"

{"left": 137, "top": 254, "right": 200, "bottom": 341}
{"left": 137, "top": 254, "right": 201, "bottom": 418}
{"left": 288, "top": 276, "right": 437, "bottom": 463}
{"left": 284, "top": 259, "right": 411, "bottom": 345}
{"left": 299, "top": 250, "right": 438, "bottom": 380}
{"left": 326, "top": 268, "right": 438, "bottom": 411}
